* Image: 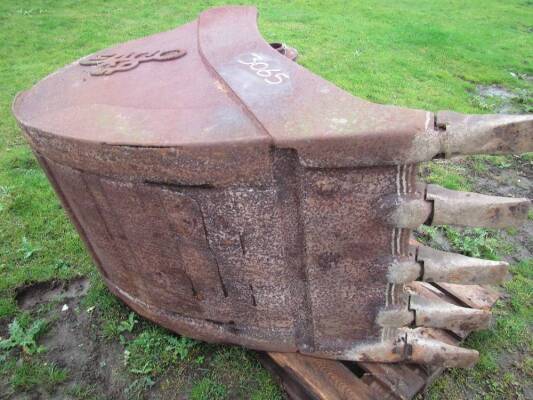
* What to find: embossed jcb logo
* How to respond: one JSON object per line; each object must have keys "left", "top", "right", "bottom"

{"left": 79, "top": 49, "right": 186, "bottom": 76}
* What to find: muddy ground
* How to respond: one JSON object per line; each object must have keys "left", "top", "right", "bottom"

{"left": 1, "top": 278, "right": 127, "bottom": 399}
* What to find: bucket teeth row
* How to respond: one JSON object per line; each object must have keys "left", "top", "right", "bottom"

{"left": 377, "top": 111, "right": 531, "bottom": 367}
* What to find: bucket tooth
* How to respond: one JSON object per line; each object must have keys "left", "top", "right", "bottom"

{"left": 436, "top": 111, "right": 533, "bottom": 157}
{"left": 376, "top": 308, "right": 415, "bottom": 328}
{"left": 425, "top": 184, "right": 530, "bottom": 228}
{"left": 406, "top": 329, "right": 479, "bottom": 368}
{"left": 409, "top": 295, "right": 491, "bottom": 331}
{"left": 380, "top": 195, "right": 432, "bottom": 228}
{"left": 348, "top": 329, "right": 479, "bottom": 367}
{"left": 387, "top": 260, "right": 421, "bottom": 283}
{"left": 344, "top": 336, "right": 406, "bottom": 364}
{"left": 417, "top": 245, "right": 509, "bottom": 285}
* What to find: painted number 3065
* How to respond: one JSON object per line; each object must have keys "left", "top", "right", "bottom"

{"left": 237, "top": 53, "right": 289, "bottom": 85}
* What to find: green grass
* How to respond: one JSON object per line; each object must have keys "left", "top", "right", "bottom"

{"left": 420, "top": 160, "right": 473, "bottom": 191}
{"left": 81, "top": 273, "right": 132, "bottom": 339}
{"left": 0, "top": 0, "right": 532, "bottom": 398}
{"left": 1, "top": 358, "right": 68, "bottom": 393}
{"left": 190, "top": 377, "right": 228, "bottom": 400}
{"left": 189, "top": 347, "right": 284, "bottom": 400}
{"left": 418, "top": 225, "right": 515, "bottom": 260}
{"left": 124, "top": 328, "right": 197, "bottom": 376}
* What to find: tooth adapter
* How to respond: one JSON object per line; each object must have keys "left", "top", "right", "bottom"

{"left": 12, "top": 6, "right": 532, "bottom": 368}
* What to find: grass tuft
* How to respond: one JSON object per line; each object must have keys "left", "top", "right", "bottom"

{"left": 420, "top": 161, "right": 472, "bottom": 191}
{"left": 124, "top": 328, "right": 197, "bottom": 377}
{"left": 190, "top": 377, "right": 227, "bottom": 400}
{"left": 5, "top": 359, "right": 68, "bottom": 393}
{"left": 417, "top": 225, "right": 513, "bottom": 260}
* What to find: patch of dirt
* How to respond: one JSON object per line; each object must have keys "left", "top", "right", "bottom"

{"left": 41, "top": 302, "right": 127, "bottom": 399}
{"left": 15, "top": 277, "right": 89, "bottom": 310}
{"left": 470, "top": 158, "right": 533, "bottom": 261}
{"left": 501, "top": 221, "right": 533, "bottom": 262}
{"left": 473, "top": 163, "right": 531, "bottom": 199}
{"left": 497, "top": 352, "right": 533, "bottom": 400}
{"left": 477, "top": 85, "right": 516, "bottom": 100}
{"left": 5, "top": 278, "right": 130, "bottom": 400}
{"left": 475, "top": 85, "right": 521, "bottom": 114}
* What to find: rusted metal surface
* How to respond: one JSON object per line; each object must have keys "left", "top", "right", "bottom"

{"left": 12, "top": 6, "right": 532, "bottom": 367}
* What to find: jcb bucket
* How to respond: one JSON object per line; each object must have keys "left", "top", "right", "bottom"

{"left": 13, "top": 6, "right": 531, "bottom": 367}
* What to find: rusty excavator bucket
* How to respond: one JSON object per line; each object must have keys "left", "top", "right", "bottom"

{"left": 12, "top": 6, "right": 532, "bottom": 368}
